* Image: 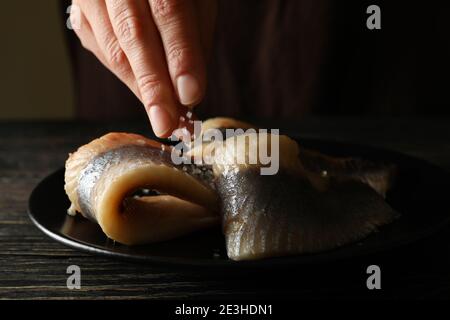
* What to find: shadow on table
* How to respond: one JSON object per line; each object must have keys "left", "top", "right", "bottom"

{"left": 142, "top": 226, "right": 450, "bottom": 300}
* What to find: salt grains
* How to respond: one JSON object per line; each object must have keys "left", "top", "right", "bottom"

{"left": 181, "top": 127, "right": 190, "bottom": 136}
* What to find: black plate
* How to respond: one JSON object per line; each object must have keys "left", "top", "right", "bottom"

{"left": 28, "top": 138, "right": 450, "bottom": 268}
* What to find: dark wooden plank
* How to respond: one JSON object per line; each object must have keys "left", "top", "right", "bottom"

{"left": 1, "top": 118, "right": 449, "bottom": 300}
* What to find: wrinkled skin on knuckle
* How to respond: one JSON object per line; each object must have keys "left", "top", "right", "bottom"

{"left": 137, "top": 74, "right": 164, "bottom": 106}
{"left": 104, "top": 36, "right": 127, "bottom": 68}
{"left": 167, "top": 45, "right": 194, "bottom": 75}
{"left": 111, "top": 8, "right": 143, "bottom": 47}
{"left": 151, "top": 0, "right": 184, "bottom": 26}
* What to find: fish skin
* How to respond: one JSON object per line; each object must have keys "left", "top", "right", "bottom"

{"left": 299, "top": 148, "right": 397, "bottom": 198}
{"left": 216, "top": 166, "right": 399, "bottom": 261}
{"left": 64, "top": 120, "right": 399, "bottom": 259}
{"left": 77, "top": 145, "right": 213, "bottom": 222}
{"left": 205, "top": 129, "right": 399, "bottom": 261}
{"left": 65, "top": 132, "right": 219, "bottom": 245}
{"left": 65, "top": 132, "right": 164, "bottom": 215}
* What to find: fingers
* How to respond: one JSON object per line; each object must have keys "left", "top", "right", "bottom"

{"left": 71, "top": 0, "right": 211, "bottom": 137}
{"left": 71, "top": 4, "right": 106, "bottom": 65}
{"left": 105, "top": 0, "right": 181, "bottom": 137}
{"left": 149, "top": 0, "right": 206, "bottom": 107}
{"left": 76, "top": 0, "right": 141, "bottom": 100}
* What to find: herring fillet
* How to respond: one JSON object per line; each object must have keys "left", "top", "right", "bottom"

{"left": 64, "top": 132, "right": 219, "bottom": 245}
{"left": 200, "top": 118, "right": 399, "bottom": 261}
{"left": 64, "top": 119, "right": 399, "bottom": 261}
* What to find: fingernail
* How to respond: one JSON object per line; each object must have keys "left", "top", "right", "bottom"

{"left": 177, "top": 74, "right": 201, "bottom": 106}
{"left": 148, "top": 105, "right": 173, "bottom": 137}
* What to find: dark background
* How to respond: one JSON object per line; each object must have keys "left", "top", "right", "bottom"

{"left": 1, "top": 0, "right": 450, "bottom": 301}
{"left": 61, "top": 0, "right": 450, "bottom": 121}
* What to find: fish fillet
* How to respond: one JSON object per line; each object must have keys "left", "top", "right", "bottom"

{"left": 64, "top": 119, "right": 399, "bottom": 261}
{"left": 65, "top": 133, "right": 219, "bottom": 245}
{"left": 195, "top": 118, "right": 399, "bottom": 260}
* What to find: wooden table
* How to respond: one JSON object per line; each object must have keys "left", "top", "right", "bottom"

{"left": 1, "top": 117, "right": 450, "bottom": 300}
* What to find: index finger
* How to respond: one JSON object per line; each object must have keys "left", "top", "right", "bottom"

{"left": 105, "top": 0, "right": 178, "bottom": 138}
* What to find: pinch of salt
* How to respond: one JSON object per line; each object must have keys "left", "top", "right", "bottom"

{"left": 178, "top": 128, "right": 190, "bottom": 141}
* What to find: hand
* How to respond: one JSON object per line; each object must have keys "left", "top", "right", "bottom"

{"left": 71, "top": 0, "right": 217, "bottom": 137}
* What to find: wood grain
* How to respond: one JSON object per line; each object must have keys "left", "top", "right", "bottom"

{"left": 1, "top": 118, "right": 450, "bottom": 300}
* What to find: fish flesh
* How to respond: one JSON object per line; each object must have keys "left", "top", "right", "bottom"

{"left": 196, "top": 118, "right": 398, "bottom": 260}
{"left": 65, "top": 132, "right": 219, "bottom": 245}
{"left": 64, "top": 118, "right": 399, "bottom": 260}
